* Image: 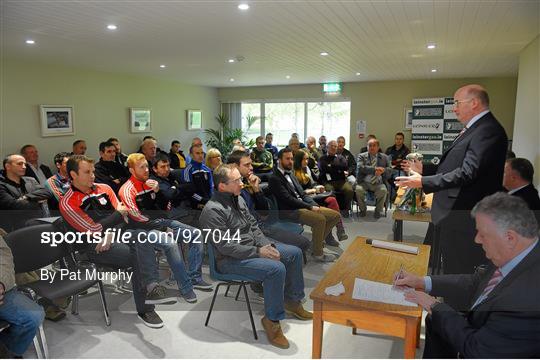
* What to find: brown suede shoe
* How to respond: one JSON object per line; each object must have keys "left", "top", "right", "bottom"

{"left": 261, "top": 317, "right": 290, "bottom": 349}
{"left": 284, "top": 300, "right": 313, "bottom": 320}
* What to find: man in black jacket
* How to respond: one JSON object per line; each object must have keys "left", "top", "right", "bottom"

{"left": 269, "top": 148, "right": 340, "bottom": 262}
{"left": 0, "top": 154, "right": 52, "bottom": 230}
{"left": 503, "top": 157, "right": 540, "bottom": 219}
{"left": 396, "top": 85, "right": 508, "bottom": 290}
{"left": 94, "top": 141, "right": 130, "bottom": 194}
{"left": 150, "top": 154, "right": 197, "bottom": 225}
{"left": 396, "top": 193, "right": 540, "bottom": 358}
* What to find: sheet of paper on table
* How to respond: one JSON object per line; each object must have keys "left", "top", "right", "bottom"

{"left": 352, "top": 278, "right": 417, "bottom": 307}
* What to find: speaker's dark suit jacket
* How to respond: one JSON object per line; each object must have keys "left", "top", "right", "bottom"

{"left": 25, "top": 164, "right": 52, "bottom": 184}
{"left": 422, "top": 111, "right": 508, "bottom": 224}
{"left": 427, "top": 241, "right": 540, "bottom": 358}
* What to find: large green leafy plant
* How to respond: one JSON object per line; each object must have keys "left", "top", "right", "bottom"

{"left": 204, "top": 113, "right": 255, "bottom": 156}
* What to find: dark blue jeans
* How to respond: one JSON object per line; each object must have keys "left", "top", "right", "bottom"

{"left": 0, "top": 289, "right": 45, "bottom": 356}
{"left": 218, "top": 243, "right": 305, "bottom": 321}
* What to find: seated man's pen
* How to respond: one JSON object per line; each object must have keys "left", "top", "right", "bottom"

{"left": 393, "top": 264, "right": 404, "bottom": 286}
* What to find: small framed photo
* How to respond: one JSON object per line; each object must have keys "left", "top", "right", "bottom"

{"left": 130, "top": 108, "right": 152, "bottom": 133}
{"left": 39, "top": 105, "right": 74, "bottom": 137}
{"left": 186, "top": 109, "right": 202, "bottom": 130}
{"left": 404, "top": 108, "right": 413, "bottom": 129}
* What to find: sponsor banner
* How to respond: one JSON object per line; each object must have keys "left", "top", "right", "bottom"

{"left": 413, "top": 98, "right": 445, "bottom": 106}
{"left": 444, "top": 119, "right": 463, "bottom": 132}
{"left": 412, "top": 105, "right": 444, "bottom": 119}
{"left": 411, "top": 140, "right": 442, "bottom": 155}
{"left": 412, "top": 119, "right": 443, "bottom": 133}
{"left": 412, "top": 133, "right": 443, "bottom": 141}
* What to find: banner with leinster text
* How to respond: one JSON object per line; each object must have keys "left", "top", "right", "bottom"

{"left": 411, "top": 97, "right": 464, "bottom": 164}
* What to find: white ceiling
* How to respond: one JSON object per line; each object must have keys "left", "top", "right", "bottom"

{"left": 2, "top": 0, "right": 539, "bottom": 87}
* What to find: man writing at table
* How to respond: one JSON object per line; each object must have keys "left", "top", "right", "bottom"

{"left": 395, "top": 192, "right": 540, "bottom": 358}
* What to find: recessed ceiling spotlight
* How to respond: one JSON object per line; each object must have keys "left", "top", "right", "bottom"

{"left": 159, "top": 64, "right": 166, "bottom": 68}
{"left": 431, "top": 68, "right": 438, "bottom": 73}
{"left": 238, "top": 3, "right": 249, "bottom": 10}
{"left": 229, "top": 78, "right": 235, "bottom": 82}
{"left": 427, "top": 44, "right": 436, "bottom": 49}
{"left": 286, "top": 75, "right": 291, "bottom": 79}
{"left": 107, "top": 24, "right": 118, "bottom": 30}
{"left": 320, "top": 52, "right": 329, "bottom": 56}
{"left": 355, "top": 72, "right": 361, "bottom": 76}
{"left": 25, "top": 39, "right": 35, "bottom": 45}
{"left": 228, "top": 59, "right": 235, "bottom": 63}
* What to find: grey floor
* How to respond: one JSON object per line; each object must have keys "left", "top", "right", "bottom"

{"left": 28, "top": 207, "right": 429, "bottom": 358}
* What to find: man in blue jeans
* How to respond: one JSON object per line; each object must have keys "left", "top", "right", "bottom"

{"left": 200, "top": 164, "right": 311, "bottom": 349}
{"left": 119, "top": 153, "right": 212, "bottom": 303}
{"left": 0, "top": 235, "right": 45, "bottom": 357}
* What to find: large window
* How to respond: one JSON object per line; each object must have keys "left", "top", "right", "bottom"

{"left": 307, "top": 102, "right": 350, "bottom": 145}
{"left": 240, "top": 101, "right": 350, "bottom": 149}
{"left": 265, "top": 102, "right": 305, "bottom": 148}
{"left": 240, "top": 103, "right": 261, "bottom": 142}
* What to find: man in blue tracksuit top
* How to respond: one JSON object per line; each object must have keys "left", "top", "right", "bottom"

{"left": 182, "top": 144, "right": 214, "bottom": 209}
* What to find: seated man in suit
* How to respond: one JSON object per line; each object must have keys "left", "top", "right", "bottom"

{"left": 0, "top": 154, "right": 52, "bottom": 231}
{"left": 94, "top": 141, "right": 130, "bottom": 194}
{"left": 0, "top": 234, "right": 45, "bottom": 357}
{"left": 199, "top": 164, "right": 311, "bottom": 349}
{"left": 396, "top": 192, "right": 540, "bottom": 358}
{"left": 356, "top": 138, "right": 392, "bottom": 219}
{"left": 269, "top": 148, "right": 340, "bottom": 262}
{"left": 21, "top": 144, "right": 52, "bottom": 185}
{"left": 503, "top": 157, "right": 540, "bottom": 221}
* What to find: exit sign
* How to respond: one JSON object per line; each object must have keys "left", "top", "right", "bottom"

{"left": 323, "top": 82, "right": 342, "bottom": 93}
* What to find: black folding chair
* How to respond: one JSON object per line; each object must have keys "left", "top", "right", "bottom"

{"left": 5, "top": 224, "right": 112, "bottom": 358}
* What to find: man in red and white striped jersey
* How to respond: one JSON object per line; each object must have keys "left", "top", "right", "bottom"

{"left": 59, "top": 155, "right": 170, "bottom": 328}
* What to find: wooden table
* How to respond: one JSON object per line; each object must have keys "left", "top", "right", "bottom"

{"left": 310, "top": 237, "right": 430, "bottom": 359}
{"left": 392, "top": 188, "right": 432, "bottom": 241}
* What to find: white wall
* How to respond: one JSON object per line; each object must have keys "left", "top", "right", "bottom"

{"left": 513, "top": 36, "right": 540, "bottom": 187}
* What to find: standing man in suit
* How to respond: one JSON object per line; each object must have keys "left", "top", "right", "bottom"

{"left": 21, "top": 144, "right": 52, "bottom": 184}
{"left": 396, "top": 85, "right": 508, "bottom": 287}
{"left": 503, "top": 157, "right": 540, "bottom": 221}
{"left": 269, "top": 148, "right": 340, "bottom": 262}
{"left": 396, "top": 193, "right": 540, "bottom": 357}
{"left": 356, "top": 138, "right": 392, "bottom": 219}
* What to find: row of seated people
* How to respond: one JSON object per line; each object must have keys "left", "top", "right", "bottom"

{"left": 0, "top": 146, "right": 347, "bottom": 353}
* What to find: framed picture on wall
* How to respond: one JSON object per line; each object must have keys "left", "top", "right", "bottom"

{"left": 130, "top": 108, "right": 152, "bottom": 133}
{"left": 186, "top": 109, "right": 202, "bottom": 130}
{"left": 404, "top": 108, "right": 413, "bottom": 129}
{"left": 39, "top": 105, "right": 75, "bottom": 137}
